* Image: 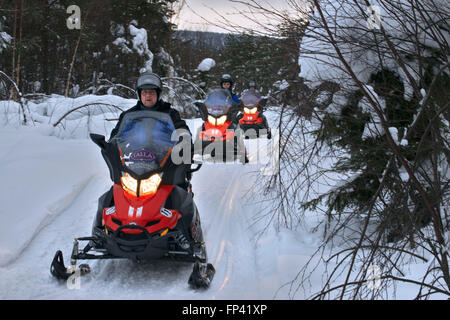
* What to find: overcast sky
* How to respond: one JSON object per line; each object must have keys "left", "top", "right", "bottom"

{"left": 175, "top": 0, "right": 302, "bottom": 33}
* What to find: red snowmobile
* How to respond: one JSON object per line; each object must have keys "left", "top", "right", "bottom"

{"left": 50, "top": 110, "right": 215, "bottom": 289}
{"left": 238, "top": 90, "right": 271, "bottom": 139}
{"left": 193, "top": 88, "right": 248, "bottom": 163}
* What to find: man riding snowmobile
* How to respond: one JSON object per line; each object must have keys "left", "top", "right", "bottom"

{"left": 220, "top": 74, "right": 241, "bottom": 106}
{"left": 50, "top": 72, "right": 215, "bottom": 289}
{"left": 193, "top": 88, "right": 248, "bottom": 163}
{"left": 111, "top": 72, "right": 193, "bottom": 190}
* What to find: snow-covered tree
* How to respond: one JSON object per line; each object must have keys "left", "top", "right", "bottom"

{"left": 294, "top": 0, "right": 449, "bottom": 299}
{"left": 228, "top": 0, "right": 449, "bottom": 299}
{"left": 0, "top": 0, "right": 177, "bottom": 97}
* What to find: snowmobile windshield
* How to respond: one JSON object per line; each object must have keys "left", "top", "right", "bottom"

{"left": 111, "top": 110, "right": 177, "bottom": 176}
{"left": 241, "top": 91, "right": 261, "bottom": 107}
{"left": 204, "top": 89, "right": 233, "bottom": 117}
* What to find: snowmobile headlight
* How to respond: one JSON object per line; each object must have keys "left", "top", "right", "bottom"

{"left": 140, "top": 173, "right": 162, "bottom": 197}
{"left": 244, "top": 107, "right": 258, "bottom": 114}
{"left": 207, "top": 115, "right": 227, "bottom": 126}
{"left": 216, "top": 115, "right": 227, "bottom": 126}
{"left": 207, "top": 115, "right": 216, "bottom": 126}
{"left": 121, "top": 172, "right": 138, "bottom": 196}
{"left": 121, "top": 172, "right": 162, "bottom": 197}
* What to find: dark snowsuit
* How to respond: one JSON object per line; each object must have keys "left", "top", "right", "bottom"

{"left": 110, "top": 100, "right": 190, "bottom": 139}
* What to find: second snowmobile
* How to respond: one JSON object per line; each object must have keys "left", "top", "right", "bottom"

{"left": 50, "top": 110, "right": 215, "bottom": 289}
{"left": 193, "top": 88, "right": 248, "bottom": 163}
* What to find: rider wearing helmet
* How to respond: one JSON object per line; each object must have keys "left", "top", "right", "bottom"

{"left": 220, "top": 74, "right": 241, "bottom": 106}
{"left": 248, "top": 80, "right": 256, "bottom": 92}
{"left": 110, "top": 72, "right": 190, "bottom": 138}
{"left": 109, "top": 71, "right": 193, "bottom": 190}
{"left": 93, "top": 71, "right": 200, "bottom": 251}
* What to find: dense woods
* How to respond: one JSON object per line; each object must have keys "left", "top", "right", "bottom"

{"left": 0, "top": 0, "right": 297, "bottom": 103}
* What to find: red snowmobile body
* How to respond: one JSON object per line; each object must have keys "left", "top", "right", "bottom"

{"left": 50, "top": 110, "right": 215, "bottom": 289}
{"left": 104, "top": 184, "right": 179, "bottom": 235}
{"left": 238, "top": 90, "right": 271, "bottom": 139}
{"left": 200, "top": 119, "right": 235, "bottom": 142}
{"left": 194, "top": 88, "right": 247, "bottom": 163}
{"left": 239, "top": 110, "right": 264, "bottom": 125}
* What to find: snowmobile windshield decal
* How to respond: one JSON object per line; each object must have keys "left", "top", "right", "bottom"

{"left": 205, "top": 89, "right": 232, "bottom": 117}
{"left": 113, "top": 111, "right": 177, "bottom": 175}
{"left": 130, "top": 148, "right": 156, "bottom": 162}
{"left": 241, "top": 91, "right": 261, "bottom": 107}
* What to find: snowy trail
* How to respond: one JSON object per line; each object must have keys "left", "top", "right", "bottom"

{"left": 0, "top": 135, "right": 277, "bottom": 299}
{"left": 193, "top": 163, "right": 262, "bottom": 299}
{"left": 0, "top": 119, "right": 326, "bottom": 300}
{"left": 0, "top": 174, "right": 105, "bottom": 299}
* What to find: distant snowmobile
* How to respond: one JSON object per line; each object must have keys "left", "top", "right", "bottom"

{"left": 237, "top": 90, "right": 272, "bottom": 139}
{"left": 193, "top": 88, "right": 248, "bottom": 163}
{"left": 50, "top": 110, "right": 215, "bottom": 290}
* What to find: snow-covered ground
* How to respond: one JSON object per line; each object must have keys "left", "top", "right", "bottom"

{"left": 0, "top": 95, "right": 441, "bottom": 299}
{"left": 0, "top": 95, "right": 325, "bottom": 300}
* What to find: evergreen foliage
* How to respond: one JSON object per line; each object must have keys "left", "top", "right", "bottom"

{"left": 0, "top": 0, "right": 176, "bottom": 96}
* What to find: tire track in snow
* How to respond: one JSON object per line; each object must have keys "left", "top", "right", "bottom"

{"left": 0, "top": 175, "right": 104, "bottom": 299}
{"left": 201, "top": 163, "right": 259, "bottom": 298}
{"left": 210, "top": 169, "right": 240, "bottom": 289}
{"left": 0, "top": 175, "right": 96, "bottom": 268}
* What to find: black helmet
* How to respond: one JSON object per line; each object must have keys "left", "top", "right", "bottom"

{"left": 136, "top": 72, "right": 162, "bottom": 100}
{"left": 248, "top": 80, "right": 256, "bottom": 88}
{"left": 220, "top": 74, "right": 233, "bottom": 87}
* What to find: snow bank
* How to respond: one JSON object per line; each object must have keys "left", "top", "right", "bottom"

{"left": 0, "top": 95, "right": 133, "bottom": 266}
{"left": 0, "top": 125, "right": 106, "bottom": 266}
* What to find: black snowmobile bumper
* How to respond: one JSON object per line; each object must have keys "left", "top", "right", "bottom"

{"left": 50, "top": 225, "right": 196, "bottom": 280}
{"left": 239, "top": 123, "right": 271, "bottom": 138}
{"left": 50, "top": 228, "right": 216, "bottom": 289}
{"left": 92, "top": 224, "right": 197, "bottom": 262}
{"left": 194, "top": 139, "right": 247, "bottom": 163}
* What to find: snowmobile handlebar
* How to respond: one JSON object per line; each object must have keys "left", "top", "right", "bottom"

{"left": 90, "top": 133, "right": 107, "bottom": 150}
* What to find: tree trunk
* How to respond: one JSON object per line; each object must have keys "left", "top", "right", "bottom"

{"left": 10, "top": 0, "right": 18, "bottom": 100}
{"left": 15, "top": 0, "right": 23, "bottom": 92}
{"left": 41, "top": 1, "right": 50, "bottom": 94}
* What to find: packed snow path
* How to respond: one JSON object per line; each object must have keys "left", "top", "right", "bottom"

{"left": 0, "top": 128, "right": 318, "bottom": 299}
